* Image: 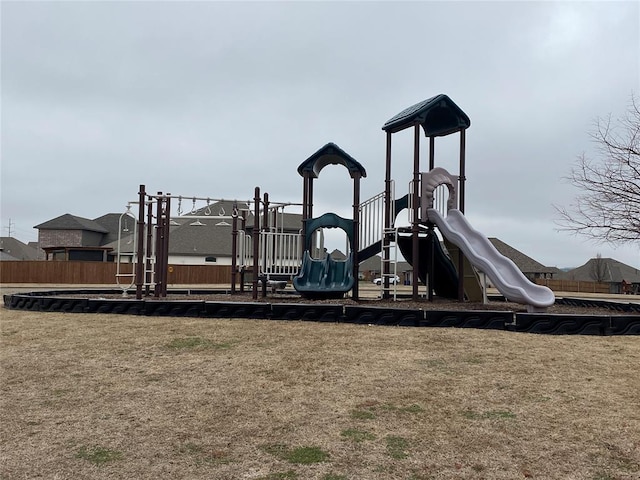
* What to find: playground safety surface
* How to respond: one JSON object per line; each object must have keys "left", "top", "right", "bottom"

{"left": 3, "top": 287, "right": 639, "bottom": 336}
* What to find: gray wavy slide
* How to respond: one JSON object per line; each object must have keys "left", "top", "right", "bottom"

{"left": 427, "top": 208, "right": 555, "bottom": 312}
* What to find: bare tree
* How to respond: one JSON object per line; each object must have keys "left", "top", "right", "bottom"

{"left": 589, "top": 253, "right": 609, "bottom": 282}
{"left": 555, "top": 96, "right": 640, "bottom": 245}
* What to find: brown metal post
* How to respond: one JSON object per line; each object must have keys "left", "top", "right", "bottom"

{"left": 240, "top": 210, "right": 247, "bottom": 293}
{"left": 301, "top": 174, "right": 309, "bottom": 258}
{"left": 412, "top": 124, "right": 420, "bottom": 301}
{"left": 308, "top": 178, "right": 314, "bottom": 220}
{"left": 154, "top": 193, "right": 164, "bottom": 298}
{"left": 261, "top": 192, "right": 269, "bottom": 297}
{"left": 302, "top": 175, "right": 308, "bottom": 222}
{"left": 352, "top": 174, "right": 360, "bottom": 300}
{"left": 231, "top": 202, "right": 238, "bottom": 294}
{"left": 163, "top": 195, "right": 171, "bottom": 297}
{"left": 458, "top": 129, "right": 466, "bottom": 301}
{"left": 428, "top": 137, "right": 435, "bottom": 302}
{"left": 252, "top": 187, "right": 260, "bottom": 300}
{"left": 135, "top": 185, "right": 146, "bottom": 300}
{"left": 145, "top": 197, "right": 153, "bottom": 297}
{"left": 459, "top": 129, "right": 466, "bottom": 213}
{"left": 429, "top": 136, "right": 435, "bottom": 171}
{"left": 383, "top": 131, "right": 392, "bottom": 299}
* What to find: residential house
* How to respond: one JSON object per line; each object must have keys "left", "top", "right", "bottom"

{"left": 32, "top": 208, "right": 567, "bottom": 289}
{"left": 359, "top": 254, "right": 412, "bottom": 283}
{"left": 358, "top": 237, "right": 559, "bottom": 286}
{"left": 560, "top": 258, "right": 640, "bottom": 294}
{"left": 488, "top": 238, "right": 560, "bottom": 281}
{"left": 34, "top": 214, "right": 114, "bottom": 261}
{"left": 34, "top": 200, "right": 304, "bottom": 266}
{"left": 0, "top": 237, "right": 42, "bottom": 261}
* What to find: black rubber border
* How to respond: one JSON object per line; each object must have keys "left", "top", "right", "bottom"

{"left": 3, "top": 290, "right": 639, "bottom": 335}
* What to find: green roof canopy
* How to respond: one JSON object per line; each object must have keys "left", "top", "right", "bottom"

{"left": 382, "top": 94, "right": 470, "bottom": 136}
{"left": 297, "top": 142, "right": 367, "bottom": 179}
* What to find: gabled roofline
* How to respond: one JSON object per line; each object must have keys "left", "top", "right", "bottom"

{"left": 35, "top": 214, "right": 109, "bottom": 233}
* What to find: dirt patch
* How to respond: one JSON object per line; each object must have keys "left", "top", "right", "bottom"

{"left": 1, "top": 309, "right": 639, "bottom": 479}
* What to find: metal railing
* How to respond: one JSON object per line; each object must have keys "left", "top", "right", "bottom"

{"left": 259, "top": 231, "right": 302, "bottom": 276}
{"left": 359, "top": 180, "right": 394, "bottom": 250}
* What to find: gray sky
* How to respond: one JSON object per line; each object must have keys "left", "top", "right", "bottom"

{"left": 1, "top": 0, "right": 639, "bottom": 269}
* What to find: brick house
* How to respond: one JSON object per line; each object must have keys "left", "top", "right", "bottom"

{"left": 35, "top": 214, "right": 113, "bottom": 261}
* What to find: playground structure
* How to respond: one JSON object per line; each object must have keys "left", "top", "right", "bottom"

{"left": 115, "top": 94, "right": 555, "bottom": 311}
{"left": 115, "top": 186, "right": 306, "bottom": 300}
{"left": 293, "top": 143, "right": 366, "bottom": 299}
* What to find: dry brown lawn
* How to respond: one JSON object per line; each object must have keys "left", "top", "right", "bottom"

{"left": 1, "top": 308, "right": 639, "bottom": 480}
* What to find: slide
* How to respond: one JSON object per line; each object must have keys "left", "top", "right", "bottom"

{"left": 427, "top": 208, "right": 555, "bottom": 311}
{"left": 396, "top": 232, "right": 459, "bottom": 299}
{"left": 293, "top": 251, "right": 355, "bottom": 299}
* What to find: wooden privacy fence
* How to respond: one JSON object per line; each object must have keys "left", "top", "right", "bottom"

{"left": 535, "top": 278, "right": 610, "bottom": 294}
{"left": 0, "top": 261, "right": 615, "bottom": 293}
{"left": 0, "top": 261, "right": 232, "bottom": 286}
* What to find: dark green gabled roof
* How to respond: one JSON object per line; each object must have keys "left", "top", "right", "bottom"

{"left": 297, "top": 142, "right": 367, "bottom": 179}
{"left": 382, "top": 94, "right": 470, "bottom": 136}
{"left": 35, "top": 214, "right": 109, "bottom": 233}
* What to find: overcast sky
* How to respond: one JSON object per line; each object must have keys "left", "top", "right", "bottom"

{"left": 2, "top": 0, "right": 639, "bottom": 269}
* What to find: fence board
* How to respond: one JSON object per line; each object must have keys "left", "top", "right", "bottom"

{"left": 2, "top": 261, "right": 616, "bottom": 293}
{"left": 1, "top": 261, "right": 231, "bottom": 286}
{"left": 535, "top": 278, "right": 610, "bottom": 294}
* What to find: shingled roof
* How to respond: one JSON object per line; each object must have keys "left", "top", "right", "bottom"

{"left": 561, "top": 258, "right": 640, "bottom": 283}
{"left": 35, "top": 214, "right": 108, "bottom": 233}
{"left": 168, "top": 221, "right": 234, "bottom": 257}
{"left": 189, "top": 200, "right": 302, "bottom": 233}
{"left": 488, "top": 238, "right": 556, "bottom": 275}
{"left": 0, "top": 237, "right": 41, "bottom": 260}
{"left": 94, "top": 213, "right": 135, "bottom": 245}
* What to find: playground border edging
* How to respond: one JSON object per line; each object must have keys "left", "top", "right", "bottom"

{"left": 4, "top": 290, "right": 639, "bottom": 335}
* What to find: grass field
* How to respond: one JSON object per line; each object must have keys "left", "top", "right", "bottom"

{"left": 1, "top": 309, "right": 639, "bottom": 479}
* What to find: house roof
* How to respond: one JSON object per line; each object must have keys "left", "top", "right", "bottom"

{"left": 0, "top": 250, "right": 19, "bottom": 261}
{"left": 0, "top": 237, "right": 41, "bottom": 260}
{"left": 32, "top": 197, "right": 304, "bottom": 259}
{"left": 93, "top": 213, "right": 135, "bottom": 245}
{"left": 358, "top": 254, "right": 412, "bottom": 274}
{"left": 488, "top": 238, "right": 555, "bottom": 274}
{"left": 359, "top": 238, "right": 552, "bottom": 277}
{"left": 329, "top": 249, "right": 347, "bottom": 260}
{"left": 560, "top": 258, "right": 640, "bottom": 283}
{"left": 101, "top": 233, "right": 137, "bottom": 255}
{"left": 188, "top": 200, "right": 302, "bottom": 234}
{"left": 382, "top": 94, "right": 471, "bottom": 136}
{"left": 168, "top": 221, "right": 234, "bottom": 256}
{"left": 190, "top": 200, "right": 250, "bottom": 218}
{"left": 35, "top": 214, "right": 109, "bottom": 233}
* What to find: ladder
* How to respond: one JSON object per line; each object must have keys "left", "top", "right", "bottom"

{"left": 380, "top": 227, "right": 399, "bottom": 300}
